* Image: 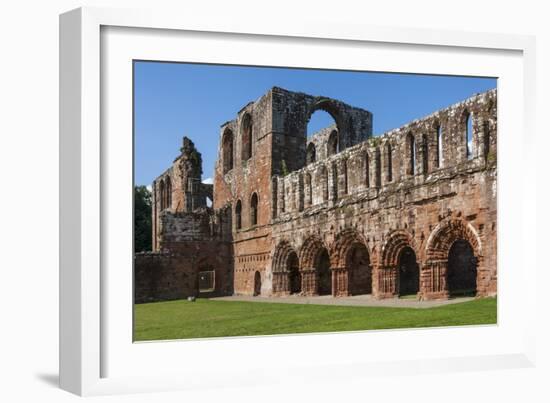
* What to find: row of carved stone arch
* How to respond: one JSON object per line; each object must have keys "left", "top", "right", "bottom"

{"left": 221, "top": 112, "right": 254, "bottom": 174}
{"left": 272, "top": 219, "right": 482, "bottom": 299}
{"left": 304, "top": 109, "right": 491, "bottom": 190}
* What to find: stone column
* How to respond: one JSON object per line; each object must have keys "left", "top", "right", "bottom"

{"left": 420, "top": 260, "right": 449, "bottom": 300}
{"left": 301, "top": 269, "right": 318, "bottom": 296}
{"left": 374, "top": 265, "right": 397, "bottom": 299}
{"left": 272, "top": 271, "right": 291, "bottom": 296}
{"left": 331, "top": 267, "right": 350, "bottom": 297}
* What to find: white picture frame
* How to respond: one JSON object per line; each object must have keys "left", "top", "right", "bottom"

{"left": 59, "top": 6, "right": 537, "bottom": 396}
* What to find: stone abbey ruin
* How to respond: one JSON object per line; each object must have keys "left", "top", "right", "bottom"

{"left": 135, "top": 86, "right": 497, "bottom": 303}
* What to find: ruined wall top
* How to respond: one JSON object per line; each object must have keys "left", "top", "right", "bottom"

{"left": 215, "top": 86, "right": 374, "bottom": 178}
{"left": 272, "top": 89, "right": 497, "bottom": 220}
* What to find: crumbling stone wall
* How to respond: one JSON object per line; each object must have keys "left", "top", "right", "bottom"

{"left": 137, "top": 137, "right": 233, "bottom": 303}
{"left": 137, "top": 86, "right": 497, "bottom": 302}
{"left": 269, "top": 89, "right": 497, "bottom": 300}
{"left": 151, "top": 137, "right": 213, "bottom": 251}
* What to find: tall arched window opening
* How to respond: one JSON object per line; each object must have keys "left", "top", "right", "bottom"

{"left": 327, "top": 130, "right": 339, "bottom": 157}
{"left": 365, "top": 152, "right": 370, "bottom": 188}
{"left": 386, "top": 143, "right": 393, "bottom": 183}
{"left": 222, "top": 129, "right": 234, "bottom": 173}
{"left": 250, "top": 193, "right": 258, "bottom": 226}
{"left": 159, "top": 180, "right": 165, "bottom": 210}
{"left": 306, "top": 143, "right": 316, "bottom": 164}
{"left": 235, "top": 200, "right": 242, "bottom": 230}
{"left": 375, "top": 148, "right": 381, "bottom": 188}
{"left": 307, "top": 109, "right": 338, "bottom": 160}
{"left": 436, "top": 125, "right": 443, "bottom": 168}
{"left": 165, "top": 176, "right": 172, "bottom": 209}
{"left": 407, "top": 132, "right": 415, "bottom": 176}
{"left": 421, "top": 134, "right": 429, "bottom": 174}
{"left": 465, "top": 112, "right": 473, "bottom": 160}
{"left": 241, "top": 113, "right": 253, "bottom": 161}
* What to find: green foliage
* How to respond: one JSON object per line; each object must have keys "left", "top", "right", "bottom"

{"left": 281, "top": 159, "right": 289, "bottom": 176}
{"left": 134, "top": 297, "right": 497, "bottom": 341}
{"left": 134, "top": 185, "right": 152, "bottom": 252}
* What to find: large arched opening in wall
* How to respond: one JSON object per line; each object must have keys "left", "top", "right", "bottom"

{"left": 287, "top": 251, "right": 301, "bottom": 294}
{"left": 346, "top": 243, "right": 371, "bottom": 295}
{"left": 306, "top": 101, "right": 341, "bottom": 159}
{"left": 398, "top": 247, "right": 419, "bottom": 297}
{"left": 315, "top": 248, "right": 332, "bottom": 296}
{"left": 447, "top": 239, "right": 477, "bottom": 297}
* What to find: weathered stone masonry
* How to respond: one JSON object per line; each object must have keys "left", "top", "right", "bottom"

{"left": 135, "top": 86, "right": 497, "bottom": 302}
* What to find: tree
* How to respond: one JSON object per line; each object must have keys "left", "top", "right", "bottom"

{"left": 134, "top": 185, "right": 152, "bottom": 252}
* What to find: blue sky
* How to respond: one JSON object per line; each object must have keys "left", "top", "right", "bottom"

{"left": 134, "top": 62, "right": 496, "bottom": 187}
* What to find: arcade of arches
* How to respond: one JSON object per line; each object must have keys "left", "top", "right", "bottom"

{"left": 271, "top": 220, "right": 483, "bottom": 299}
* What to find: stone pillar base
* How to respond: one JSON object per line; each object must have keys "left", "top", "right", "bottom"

{"left": 420, "top": 291, "right": 449, "bottom": 300}
{"left": 374, "top": 292, "right": 398, "bottom": 300}
{"left": 272, "top": 291, "right": 291, "bottom": 297}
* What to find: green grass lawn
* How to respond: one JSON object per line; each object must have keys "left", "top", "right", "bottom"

{"left": 134, "top": 297, "right": 497, "bottom": 341}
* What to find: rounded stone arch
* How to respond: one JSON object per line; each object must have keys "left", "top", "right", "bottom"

{"left": 306, "top": 99, "right": 347, "bottom": 148}
{"left": 381, "top": 230, "right": 418, "bottom": 268}
{"left": 327, "top": 129, "right": 339, "bottom": 156}
{"left": 298, "top": 235, "right": 328, "bottom": 270}
{"left": 425, "top": 218, "right": 482, "bottom": 261}
{"left": 272, "top": 240, "right": 298, "bottom": 273}
{"left": 329, "top": 229, "right": 369, "bottom": 268}
{"left": 272, "top": 240, "right": 301, "bottom": 295}
{"left": 424, "top": 218, "right": 482, "bottom": 297}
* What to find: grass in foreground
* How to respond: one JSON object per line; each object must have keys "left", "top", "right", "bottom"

{"left": 134, "top": 297, "right": 497, "bottom": 341}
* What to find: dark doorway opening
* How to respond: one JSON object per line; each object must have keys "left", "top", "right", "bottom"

{"left": 398, "top": 247, "right": 419, "bottom": 296}
{"left": 253, "top": 271, "right": 261, "bottom": 296}
{"left": 288, "top": 252, "right": 301, "bottom": 294}
{"left": 347, "top": 243, "right": 371, "bottom": 295}
{"left": 447, "top": 239, "right": 477, "bottom": 297}
{"left": 316, "top": 249, "right": 332, "bottom": 296}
